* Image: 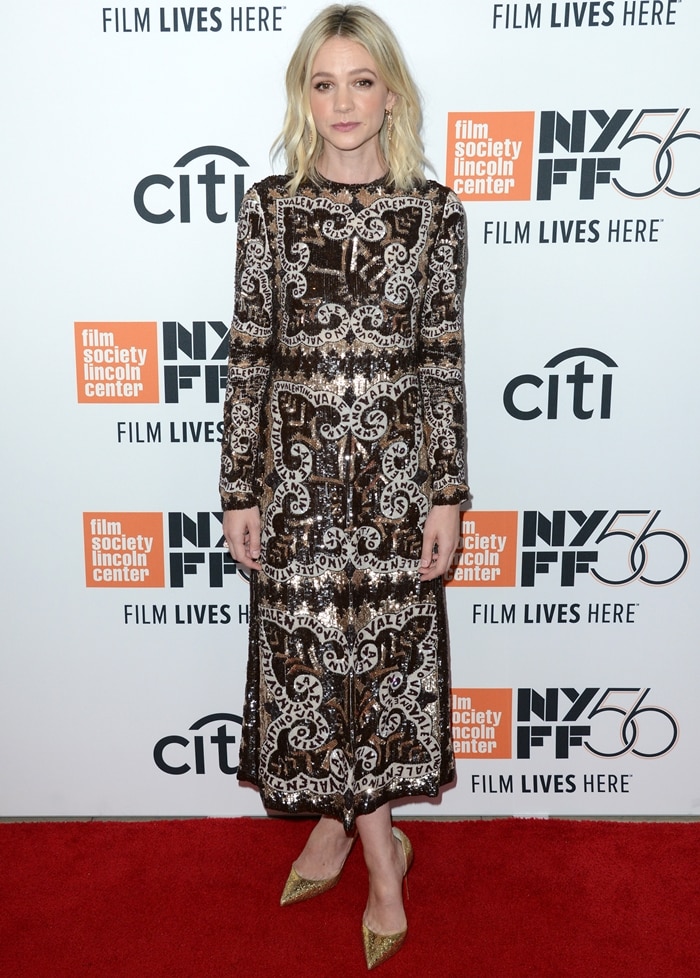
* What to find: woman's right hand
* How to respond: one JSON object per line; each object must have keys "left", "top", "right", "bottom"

{"left": 223, "top": 507, "right": 262, "bottom": 571}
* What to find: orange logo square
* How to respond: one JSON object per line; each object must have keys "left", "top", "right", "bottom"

{"left": 451, "top": 688, "right": 512, "bottom": 759}
{"left": 75, "top": 322, "right": 160, "bottom": 403}
{"left": 445, "top": 511, "right": 518, "bottom": 587}
{"left": 446, "top": 112, "right": 535, "bottom": 201}
{"left": 83, "top": 513, "right": 165, "bottom": 587}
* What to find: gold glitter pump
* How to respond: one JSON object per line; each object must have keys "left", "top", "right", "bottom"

{"left": 280, "top": 864, "right": 343, "bottom": 906}
{"left": 280, "top": 836, "right": 356, "bottom": 906}
{"left": 362, "top": 827, "right": 414, "bottom": 970}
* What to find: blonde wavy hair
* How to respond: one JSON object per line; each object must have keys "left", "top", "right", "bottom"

{"left": 275, "top": 5, "right": 429, "bottom": 192}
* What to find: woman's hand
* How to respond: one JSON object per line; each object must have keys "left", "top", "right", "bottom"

{"left": 419, "top": 503, "right": 461, "bottom": 581}
{"left": 223, "top": 507, "right": 262, "bottom": 571}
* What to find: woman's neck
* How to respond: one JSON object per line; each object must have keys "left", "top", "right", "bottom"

{"left": 316, "top": 147, "right": 387, "bottom": 185}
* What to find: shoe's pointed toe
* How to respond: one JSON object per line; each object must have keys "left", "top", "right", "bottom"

{"left": 362, "top": 923, "right": 407, "bottom": 970}
{"left": 280, "top": 865, "right": 341, "bottom": 906}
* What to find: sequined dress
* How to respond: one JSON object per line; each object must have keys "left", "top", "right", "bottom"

{"left": 220, "top": 174, "right": 468, "bottom": 829}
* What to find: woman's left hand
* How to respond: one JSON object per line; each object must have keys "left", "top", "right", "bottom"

{"left": 419, "top": 503, "right": 461, "bottom": 581}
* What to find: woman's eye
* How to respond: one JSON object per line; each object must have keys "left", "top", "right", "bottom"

{"left": 356, "top": 78, "right": 373, "bottom": 88}
{"left": 314, "top": 81, "right": 332, "bottom": 91}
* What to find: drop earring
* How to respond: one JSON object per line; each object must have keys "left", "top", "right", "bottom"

{"left": 385, "top": 109, "right": 393, "bottom": 142}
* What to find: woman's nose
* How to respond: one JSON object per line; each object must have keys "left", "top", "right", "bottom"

{"left": 334, "top": 85, "right": 354, "bottom": 112}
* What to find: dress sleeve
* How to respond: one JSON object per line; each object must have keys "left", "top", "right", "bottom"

{"left": 219, "top": 187, "right": 274, "bottom": 510}
{"left": 418, "top": 189, "right": 470, "bottom": 505}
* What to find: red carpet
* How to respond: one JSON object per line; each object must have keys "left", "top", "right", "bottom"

{"left": 1, "top": 818, "right": 698, "bottom": 978}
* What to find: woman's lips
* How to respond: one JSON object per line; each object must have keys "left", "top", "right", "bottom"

{"left": 332, "top": 122, "right": 360, "bottom": 132}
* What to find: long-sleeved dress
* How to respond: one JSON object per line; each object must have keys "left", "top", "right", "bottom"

{"left": 220, "top": 173, "right": 469, "bottom": 829}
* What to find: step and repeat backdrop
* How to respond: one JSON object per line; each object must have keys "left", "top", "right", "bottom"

{"left": 2, "top": 0, "right": 698, "bottom": 817}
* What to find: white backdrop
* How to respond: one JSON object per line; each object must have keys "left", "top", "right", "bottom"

{"left": 2, "top": 0, "right": 698, "bottom": 817}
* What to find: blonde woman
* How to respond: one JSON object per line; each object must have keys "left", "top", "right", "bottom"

{"left": 220, "top": 5, "right": 468, "bottom": 969}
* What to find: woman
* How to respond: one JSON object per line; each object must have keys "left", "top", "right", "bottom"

{"left": 220, "top": 5, "right": 468, "bottom": 969}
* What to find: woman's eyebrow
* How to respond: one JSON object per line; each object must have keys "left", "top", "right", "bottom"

{"left": 311, "top": 67, "right": 378, "bottom": 80}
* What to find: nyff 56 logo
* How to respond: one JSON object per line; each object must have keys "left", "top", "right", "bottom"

{"left": 522, "top": 509, "right": 689, "bottom": 587}
{"left": 162, "top": 320, "right": 230, "bottom": 403}
{"left": 517, "top": 687, "right": 678, "bottom": 759}
{"left": 447, "top": 108, "right": 699, "bottom": 201}
{"left": 168, "top": 511, "right": 240, "bottom": 587}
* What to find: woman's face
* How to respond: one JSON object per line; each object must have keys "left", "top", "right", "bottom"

{"left": 309, "top": 36, "right": 396, "bottom": 162}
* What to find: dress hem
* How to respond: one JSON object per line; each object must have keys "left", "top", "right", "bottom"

{"left": 237, "top": 769, "right": 456, "bottom": 832}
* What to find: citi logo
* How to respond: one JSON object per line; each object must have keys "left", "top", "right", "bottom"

{"left": 134, "top": 145, "right": 249, "bottom": 224}
{"left": 503, "top": 347, "right": 616, "bottom": 420}
{"left": 153, "top": 713, "right": 243, "bottom": 775}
